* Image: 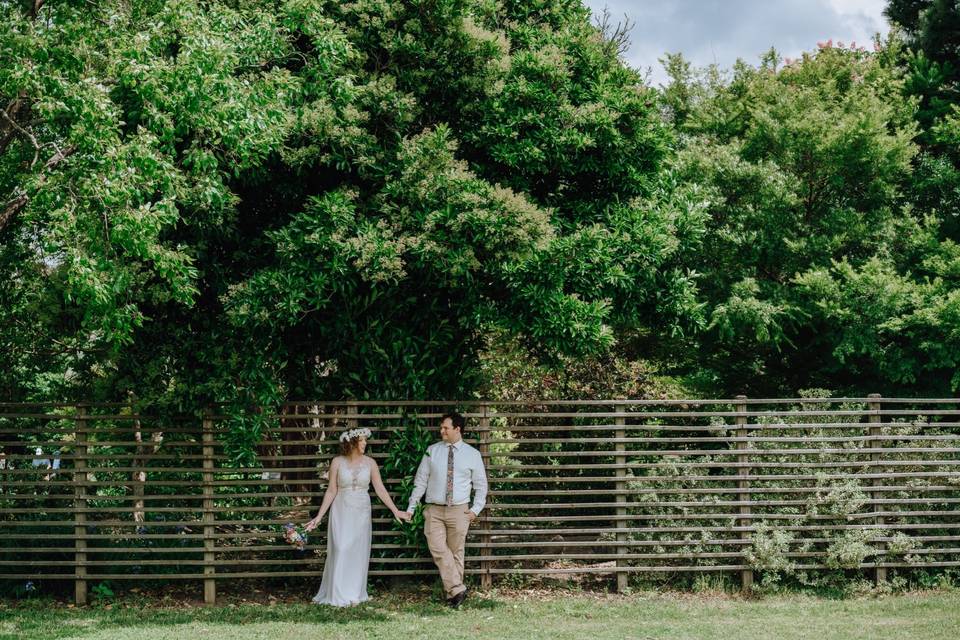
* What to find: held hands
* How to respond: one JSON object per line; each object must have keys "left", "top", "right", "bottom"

{"left": 393, "top": 509, "right": 412, "bottom": 523}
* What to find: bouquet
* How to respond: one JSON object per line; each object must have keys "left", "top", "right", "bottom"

{"left": 283, "top": 522, "right": 309, "bottom": 551}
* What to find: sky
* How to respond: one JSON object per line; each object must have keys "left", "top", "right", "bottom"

{"left": 583, "top": 0, "right": 891, "bottom": 86}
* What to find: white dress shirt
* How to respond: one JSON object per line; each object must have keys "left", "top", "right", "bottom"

{"left": 407, "top": 440, "right": 488, "bottom": 515}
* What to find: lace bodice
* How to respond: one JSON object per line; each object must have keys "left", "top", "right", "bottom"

{"left": 337, "top": 458, "right": 371, "bottom": 492}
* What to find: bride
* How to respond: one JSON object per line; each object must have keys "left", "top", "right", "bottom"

{"left": 305, "top": 426, "right": 411, "bottom": 606}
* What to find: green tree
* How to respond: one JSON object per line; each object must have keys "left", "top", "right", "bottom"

{"left": 886, "top": 0, "right": 959, "bottom": 130}
{"left": 885, "top": 0, "right": 960, "bottom": 239}
{"left": 885, "top": 0, "right": 959, "bottom": 112}
{"left": 1, "top": 2, "right": 694, "bottom": 449}
{"left": 663, "top": 42, "right": 960, "bottom": 394}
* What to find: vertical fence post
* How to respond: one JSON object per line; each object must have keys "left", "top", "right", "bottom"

{"left": 868, "top": 393, "right": 887, "bottom": 584}
{"left": 735, "top": 395, "right": 753, "bottom": 592}
{"left": 478, "top": 403, "right": 492, "bottom": 590}
{"left": 347, "top": 402, "right": 358, "bottom": 430}
{"left": 73, "top": 405, "right": 88, "bottom": 606}
{"left": 202, "top": 409, "right": 216, "bottom": 605}
{"left": 615, "top": 403, "right": 628, "bottom": 593}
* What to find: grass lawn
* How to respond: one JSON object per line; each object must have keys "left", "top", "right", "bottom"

{"left": 1, "top": 587, "right": 958, "bottom": 640}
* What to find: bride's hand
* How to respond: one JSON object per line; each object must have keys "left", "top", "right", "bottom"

{"left": 394, "top": 510, "right": 412, "bottom": 523}
{"left": 304, "top": 516, "right": 321, "bottom": 532}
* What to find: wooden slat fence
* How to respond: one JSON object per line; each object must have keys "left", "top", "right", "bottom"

{"left": 2, "top": 397, "right": 959, "bottom": 604}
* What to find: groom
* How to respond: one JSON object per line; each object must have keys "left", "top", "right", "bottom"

{"left": 406, "top": 412, "right": 488, "bottom": 608}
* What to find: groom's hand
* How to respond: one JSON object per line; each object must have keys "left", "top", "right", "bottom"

{"left": 466, "top": 509, "right": 477, "bottom": 523}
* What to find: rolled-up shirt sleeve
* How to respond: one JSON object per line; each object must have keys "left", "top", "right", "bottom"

{"left": 470, "top": 450, "right": 488, "bottom": 515}
{"left": 407, "top": 453, "right": 431, "bottom": 512}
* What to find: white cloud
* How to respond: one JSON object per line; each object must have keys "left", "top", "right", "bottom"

{"left": 827, "top": 0, "right": 886, "bottom": 16}
{"left": 583, "top": 0, "right": 890, "bottom": 86}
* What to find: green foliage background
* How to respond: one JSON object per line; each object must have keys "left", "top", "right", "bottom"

{"left": 2, "top": 1, "right": 960, "bottom": 594}
{"left": 2, "top": 0, "right": 960, "bottom": 442}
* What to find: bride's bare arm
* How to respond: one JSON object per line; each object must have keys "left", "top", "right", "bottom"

{"left": 369, "top": 458, "right": 410, "bottom": 521}
{"left": 306, "top": 457, "right": 340, "bottom": 530}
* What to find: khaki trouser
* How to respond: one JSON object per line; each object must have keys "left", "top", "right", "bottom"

{"left": 424, "top": 504, "right": 471, "bottom": 598}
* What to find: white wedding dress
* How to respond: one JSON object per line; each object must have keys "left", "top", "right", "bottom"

{"left": 312, "top": 458, "right": 372, "bottom": 607}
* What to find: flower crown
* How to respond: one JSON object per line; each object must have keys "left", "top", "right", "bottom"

{"left": 339, "top": 427, "right": 372, "bottom": 442}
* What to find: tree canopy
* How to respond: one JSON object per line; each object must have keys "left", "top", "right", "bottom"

{"left": 1, "top": 1, "right": 696, "bottom": 421}
{"left": 2, "top": 0, "right": 960, "bottom": 429}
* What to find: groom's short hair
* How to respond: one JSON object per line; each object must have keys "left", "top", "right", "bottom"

{"left": 441, "top": 412, "right": 466, "bottom": 434}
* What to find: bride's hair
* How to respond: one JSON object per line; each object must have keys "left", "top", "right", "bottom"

{"left": 339, "top": 435, "right": 363, "bottom": 456}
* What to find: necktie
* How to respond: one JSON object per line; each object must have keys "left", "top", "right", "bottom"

{"left": 445, "top": 444, "right": 455, "bottom": 506}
